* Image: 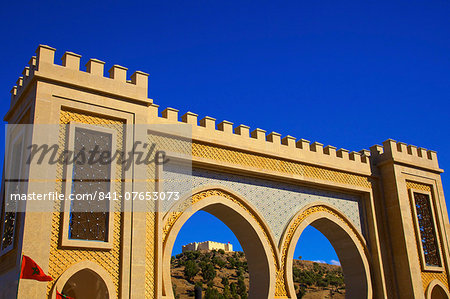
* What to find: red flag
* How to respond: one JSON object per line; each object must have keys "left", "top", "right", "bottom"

{"left": 20, "top": 255, "right": 53, "bottom": 282}
{"left": 56, "top": 289, "right": 75, "bottom": 299}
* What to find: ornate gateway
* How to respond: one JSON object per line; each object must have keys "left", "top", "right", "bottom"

{"left": 0, "top": 45, "right": 449, "bottom": 299}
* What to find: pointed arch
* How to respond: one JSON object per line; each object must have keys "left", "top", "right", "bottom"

{"left": 49, "top": 260, "right": 116, "bottom": 299}
{"left": 279, "top": 202, "right": 372, "bottom": 299}
{"left": 161, "top": 186, "right": 279, "bottom": 298}
{"left": 426, "top": 279, "right": 450, "bottom": 299}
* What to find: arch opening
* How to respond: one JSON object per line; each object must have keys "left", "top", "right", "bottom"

{"left": 170, "top": 210, "right": 249, "bottom": 298}
{"left": 431, "top": 285, "right": 449, "bottom": 299}
{"left": 163, "top": 192, "right": 276, "bottom": 299}
{"left": 284, "top": 207, "right": 372, "bottom": 299}
{"left": 427, "top": 280, "right": 450, "bottom": 299}
{"left": 62, "top": 268, "right": 109, "bottom": 299}
{"left": 292, "top": 226, "right": 345, "bottom": 298}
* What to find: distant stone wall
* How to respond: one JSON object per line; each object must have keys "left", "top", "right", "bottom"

{"left": 182, "top": 241, "right": 233, "bottom": 253}
{"left": 181, "top": 243, "right": 198, "bottom": 252}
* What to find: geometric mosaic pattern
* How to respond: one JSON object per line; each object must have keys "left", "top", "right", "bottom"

{"left": 1, "top": 139, "right": 23, "bottom": 252}
{"left": 145, "top": 132, "right": 192, "bottom": 298}
{"left": 413, "top": 192, "right": 441, "bottom": 267}
{"left": 47, "top": 110, "right": 124, "bottom": 297}
{"left": 192, "top": 142, "right": 372, "bottom": 189}
{"left": 145, "top": 132, "right": 371, "bottom": 298}
{"left": 69, "top": 128, "right": 112, "bottom": 241}
{"left": 145, "top": 161, "right": 157, "bottom": 299}
{"left": 145, "top": 210, "right": 156, "bottom": 299}
{"left": 1, "top": 212, "right": 16, "bottom": 252}
{"left": 405, "top": 181, "right": 449, "bottom": 294}
{"left": 162, "top": 164, "right": 364, "bottom": 244}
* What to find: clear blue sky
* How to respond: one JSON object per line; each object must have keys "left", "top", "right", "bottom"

{"left": 172, "top": 211, "right": 339, "bottom": 265}
{"left": 1, "top": 1, "right": 449, "bottom": 264}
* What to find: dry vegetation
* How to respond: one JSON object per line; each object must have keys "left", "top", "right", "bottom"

{"left": 171, "top": 250, "right": 345, "bottom": 298}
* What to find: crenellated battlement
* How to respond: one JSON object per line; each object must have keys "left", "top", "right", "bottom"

{"left": 370, "top": 139, "right": 441, "bottom": 172}
{"left": 5, "top": 44, "right": 449, "bottom": 299}
{"left": 7, "top": 45, "right": 442, "bottom": 176}
{"left": 9, "top": 45, "right": 151, "bottom": 111}
{"left": 9, "top": 55, "right": 37, "bottom": 109}
{"left": 147, "top": 103, "right": 442, "bottom": 174}
{"left": 148, "top": 104, "right": 375, "bottom": 176}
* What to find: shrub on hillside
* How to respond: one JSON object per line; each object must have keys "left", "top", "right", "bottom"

{"left": 184, "top": 251, "right": 201, "bottom": 261}
{"left": 237, "top": 275, "right": 247, "bottom": 298}
{"left": 184, "top": 260, "right": 199, "bottom": 282}
{"left": 202, "top": 262, "right": 216, "bottom": 282}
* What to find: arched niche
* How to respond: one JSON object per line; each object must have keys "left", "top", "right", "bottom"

{"left": 49, "top": 260, "right": 116, "bottom": 299}
{"left": 427, "top": 279, "right": 450, "bottom": 299}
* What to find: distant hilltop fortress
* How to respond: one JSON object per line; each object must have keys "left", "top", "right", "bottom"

{"left": 182, "top": 241, "right": 233, "bottom": 253}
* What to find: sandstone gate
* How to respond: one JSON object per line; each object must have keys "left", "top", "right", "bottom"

{"left": 0, "top": 45, "right": 449, "bottom": 299}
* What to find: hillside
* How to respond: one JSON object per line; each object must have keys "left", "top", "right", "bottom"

{"left": 171, "top": 250, "right": 345, "bottom": 298}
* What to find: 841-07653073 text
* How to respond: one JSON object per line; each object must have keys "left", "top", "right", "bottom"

{"left": 98, "top": 191, "right": 180, "bottom": 201}
{"left": 9, "top": 191, "right": 180, "bottom": 202}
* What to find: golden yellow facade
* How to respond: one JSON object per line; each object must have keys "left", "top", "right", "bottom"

{"left": 406, "top": 181, "right": 449, "bottom": 293}
{"left": 0, "top": 44, "right": 449, "bottom": 299}
{"left": 47, "top": 110, "right": 125, "bottom": 297}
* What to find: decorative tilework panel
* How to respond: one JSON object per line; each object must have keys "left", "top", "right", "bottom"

{"left": 406, "top": 181, "right": 449, "bottom": 293}
{"left": 47, "top": 110, "right": 124, "bottom": 297}
{"left": 162, "top": 164, "right": 363, "bottom": 243}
